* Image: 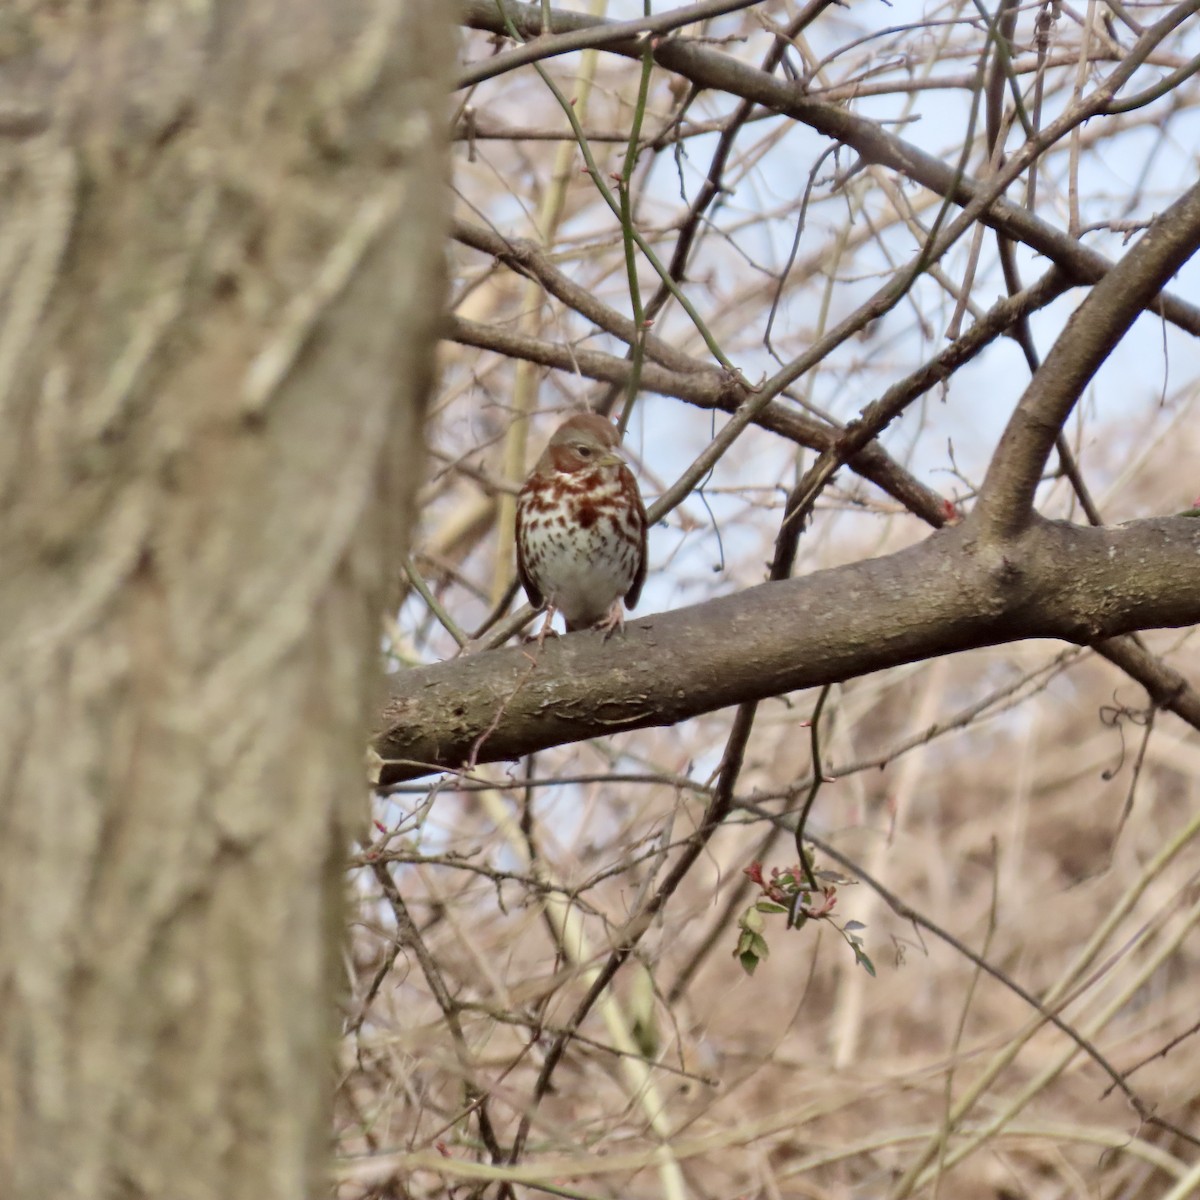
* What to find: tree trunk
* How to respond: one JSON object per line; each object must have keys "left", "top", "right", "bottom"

{"left": 0, "top": 4, "right": 448, "bottom": 1197}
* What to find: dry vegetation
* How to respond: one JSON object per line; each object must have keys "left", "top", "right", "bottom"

{"left": 337, "top": 2, "right": 1200, "bottom": 1197}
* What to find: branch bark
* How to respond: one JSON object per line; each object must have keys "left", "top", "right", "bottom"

{"left": 977, "top": 178, "right": 1200, "bottom": 538}
{"left": 377, "top": 515, "right": 1200, "bottom": 783}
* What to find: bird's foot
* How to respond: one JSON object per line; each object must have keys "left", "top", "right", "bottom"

{"left": 522, "top": 605, "right": 561, "bottom": 647}
{"left": 594, "top": 601, "right": 626, "bottom": 640}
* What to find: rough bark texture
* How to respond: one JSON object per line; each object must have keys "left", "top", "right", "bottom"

{"left": 378, "top": 516, "right": 1200, "bottom": 783}
{"left": 0, "top": 5, "right": 447, "bottom": 1198}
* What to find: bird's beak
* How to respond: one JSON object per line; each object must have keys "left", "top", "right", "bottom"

{"left": 597, "top": 451, "right": 625, "bottom": 468}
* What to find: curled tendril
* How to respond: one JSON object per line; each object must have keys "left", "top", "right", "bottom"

{"left": 1098, "top": 694, "right": 1153, "bottom": 780}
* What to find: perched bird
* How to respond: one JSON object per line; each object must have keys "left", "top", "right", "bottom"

{"left": 516, "top": 412, "right": 647, "bottom": 635}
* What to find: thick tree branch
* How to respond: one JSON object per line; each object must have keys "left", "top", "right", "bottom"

{"left": 446, "top": 314, "right": 951, "bottom": 524}
{"left": 449, "top": 258, "right": 1066, "bottom": 529}
{"left": 457, "top": 0, "right": 764, "bottom": 89}
{"left": 1095, "top": 635, "right": 1200, "bottom": 726}
{"left": 377, "top": 516, "right": 1200, "bottom": 782}
{"left": 457, "top": 0, "right": 1200, "bottom": 339}
{"left": 977, "top": 178, "right": 1200, "bottom": 539}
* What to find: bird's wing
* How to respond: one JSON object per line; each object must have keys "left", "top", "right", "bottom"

{"left": 515, "top": 488, "right": 544, "bottom": 609}
{"left": 623, "top": 465, "right": 648, "bottom": 610}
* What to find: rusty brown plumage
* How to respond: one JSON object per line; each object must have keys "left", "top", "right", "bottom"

{"left": 516, "top": 413, "right": 647, "bottom": 634}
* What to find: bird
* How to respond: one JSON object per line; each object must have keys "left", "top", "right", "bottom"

{"left": 515, "top": 412, "right": 647, "bottom": 636}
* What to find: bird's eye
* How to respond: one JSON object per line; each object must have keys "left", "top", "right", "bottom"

{"left": 577, "top": 445, "right": 594, "bottom": 457}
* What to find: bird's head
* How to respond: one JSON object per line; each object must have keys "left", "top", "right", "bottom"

{"left": 543, "top": 412, "right": 626, "bottom": 474}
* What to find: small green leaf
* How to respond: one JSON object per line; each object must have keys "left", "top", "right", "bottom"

{"left": 739, "top": 950, "right": 760, "bottom": 976}
{"left": 755, "top": 901, "right": 788, "bottom": 915}
{"left": 854, "top": 945, "right": 876, "bottom": 977}
{"left": 742, "top": 908, "right": 765, "bottom": 933}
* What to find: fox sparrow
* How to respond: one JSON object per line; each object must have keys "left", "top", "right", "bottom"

{"left": 516, "top": 412, "right": 647, "bottom": 635}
